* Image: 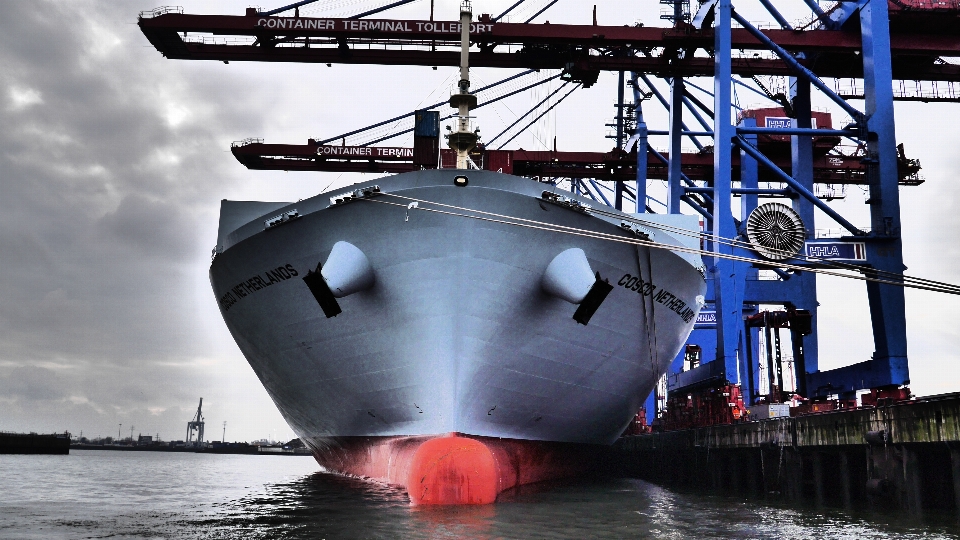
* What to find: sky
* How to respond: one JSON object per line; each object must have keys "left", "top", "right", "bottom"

{"left": 1, "top": 0, "right": 959, "bottom": 443}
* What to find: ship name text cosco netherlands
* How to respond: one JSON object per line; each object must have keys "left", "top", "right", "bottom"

{"left": 219, "top": 264, "right": 298, "bottom": 312}
{"left": 255, "top": 18, "right": 494, "bottom": 34}
{"left": 617, "top": 274, "right": 696, "bottom": 323}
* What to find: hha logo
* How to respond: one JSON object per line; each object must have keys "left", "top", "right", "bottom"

{"left": 809, "top": 246, "right": 840, "bottom": 257}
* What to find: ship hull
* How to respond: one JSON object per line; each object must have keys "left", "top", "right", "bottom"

{"left": 313, "top": 433, "right": 600, "bottom": 504}
{"left": 211, "top": 170, "right": 705, "bottom": 503}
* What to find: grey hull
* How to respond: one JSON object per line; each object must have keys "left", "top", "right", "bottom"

{"left": 211, "top": 170, "right": 705, "bottom": 446}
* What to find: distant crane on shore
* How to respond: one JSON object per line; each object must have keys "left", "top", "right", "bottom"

{"left": 222, "top": 421, "right": 227, "bottom": 443}
{"left": 185, "top": 398, "right": 205, "bottom": 447}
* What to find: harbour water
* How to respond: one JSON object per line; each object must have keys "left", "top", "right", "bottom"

{"left": 1, "top": 450, "right": 958, "bottom": 539}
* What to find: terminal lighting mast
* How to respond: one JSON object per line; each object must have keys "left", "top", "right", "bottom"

{"left": 445, "top": 0, "right": 478, "bottom": 169}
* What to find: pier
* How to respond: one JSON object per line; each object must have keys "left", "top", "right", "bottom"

{"left": 614, "top": 394, "right": 960, "bottom": 516}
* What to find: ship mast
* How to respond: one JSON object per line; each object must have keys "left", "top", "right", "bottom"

{"left": 446, "top": 0, "right": 478, "bottom": 169}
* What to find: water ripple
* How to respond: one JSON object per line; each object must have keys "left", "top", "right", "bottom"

{"left": 1, "top": 451, "right": 958, "bottom": 539}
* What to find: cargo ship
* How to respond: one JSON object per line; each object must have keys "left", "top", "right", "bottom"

{"left": 210, "top": 1, "right": 705, "bottom": 504}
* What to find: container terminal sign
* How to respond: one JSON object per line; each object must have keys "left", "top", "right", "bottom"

{"left": 804, "top": 241, "right": 867, "bottom": 261}
{"left": 316, "top": 145, "right": 413, "bottom": 160}
{"left": 255, "top": 18, "right": 495, "bottom": 34}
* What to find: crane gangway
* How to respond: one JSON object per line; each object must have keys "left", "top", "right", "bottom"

{"left": 139, "top": 7, "right": 960, "bottom": 82}
{"left": 230, "top": 139, "right": 923, "bottom": 186}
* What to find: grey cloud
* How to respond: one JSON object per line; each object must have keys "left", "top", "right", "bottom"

{"left": 0, "top": 1, "right": 258, "bottom": 363}
{"left": 0, "top": 1, "right": 280, "bottom": 439}
{"left": 97, "top": 193, "right": 200, "bottom": 259}
{"left": 0, "top": 365, "right": 70, "bottom": 401}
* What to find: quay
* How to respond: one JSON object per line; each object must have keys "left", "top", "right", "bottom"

{"left": 613, "top": 394, "right": 960, "bottom": 516}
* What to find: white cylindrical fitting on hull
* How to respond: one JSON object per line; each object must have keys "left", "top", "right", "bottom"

{"left": 541, "top": 248, "right": 595, "bottom": 304}
{"left": 322, "top": 241, "right": 375, "bottom": 298}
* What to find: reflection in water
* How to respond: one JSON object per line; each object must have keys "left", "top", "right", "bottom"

{"left": 2, "top": 452, "right": 959, "bottom": 539}
{"left": 412, "top": 504, "right": 497, "bottom": 539}
{"left": 194, "top": 472, "right": 418, "bottom": 538}
{"left": 202, "top": 472, "right": 960, "bottom": 540}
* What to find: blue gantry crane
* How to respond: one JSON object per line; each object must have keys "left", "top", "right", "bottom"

{"left": 637, "top": 0, "right": 923, "bottom": 411}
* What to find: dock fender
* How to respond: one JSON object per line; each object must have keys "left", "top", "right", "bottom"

{"left": 321, "top": 241, "right": 375, "bottom": 298}
{"left": 541, "top": 248, "right": 595, "bottom": 304}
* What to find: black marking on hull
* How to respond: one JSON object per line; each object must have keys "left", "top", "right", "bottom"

{"left": 303, "top": 265, "right": 342, "bottom": 318}
{"left": 573, "top": 273, "right": 614, "bottom": 325}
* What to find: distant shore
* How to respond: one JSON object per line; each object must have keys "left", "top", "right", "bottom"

{"left": 1, "top": 431, "right": 313, "bottom": 456}
{"left": 71, "top": 443, "right": 312, "bottom": 456}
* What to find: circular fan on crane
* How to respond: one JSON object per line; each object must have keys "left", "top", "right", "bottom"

{"left": 745, "top": 202, "right": 807, "bottom": 261}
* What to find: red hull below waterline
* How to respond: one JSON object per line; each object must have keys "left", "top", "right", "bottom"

{"left": 312, "top": 433, "right": 600, "bottom": 505}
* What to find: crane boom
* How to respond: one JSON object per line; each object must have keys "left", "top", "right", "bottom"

{"left": 137, "top": 10, "right": 960, "bottom": 81}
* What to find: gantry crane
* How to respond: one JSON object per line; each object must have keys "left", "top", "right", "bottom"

{"left": 140, "top": 0, "right": 960, "bottom": 415}
{"left": 185, "top": 398, "right": 205, "bottom": 447}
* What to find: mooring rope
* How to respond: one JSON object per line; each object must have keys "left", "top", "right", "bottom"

{"left": 636, "top": 243, "right": 662, "bottom": 417}
{"left": 358, "top": 192, "right": 960, "bottom": 296}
